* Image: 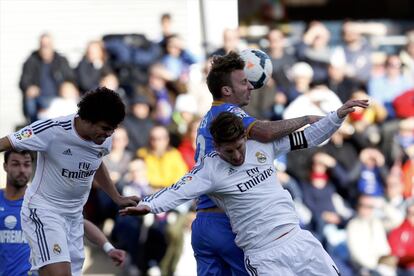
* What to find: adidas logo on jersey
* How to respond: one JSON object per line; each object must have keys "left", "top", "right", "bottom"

{"left": 62, "top": 149, "right": 72, "bottom": 155}
{"left": 228, "top": 167, "right": 237, "bottom": 175}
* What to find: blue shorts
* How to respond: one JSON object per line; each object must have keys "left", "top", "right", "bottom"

{"left": 191, "top": 212, "right": 249, "bottom": 276}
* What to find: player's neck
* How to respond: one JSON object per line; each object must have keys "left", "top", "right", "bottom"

{"left": 74, "top": 117, "right": 91, "bottom": 141}
{"left": 222, "top": 96, "right": 241, "bottom": 106}
{"left": 4, "top": 185, "right": 26, "bottom": 201}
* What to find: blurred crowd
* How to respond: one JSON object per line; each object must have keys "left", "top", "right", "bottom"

{"left": 16, "top": 13, "right": 414, "bottom": 276}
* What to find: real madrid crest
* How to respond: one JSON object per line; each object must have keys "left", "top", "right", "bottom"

{"left": 255, "top": 151, "right": 266, "bottom": 163}
{"left": 53, "top": 244, "right": 62, "bottom": 255}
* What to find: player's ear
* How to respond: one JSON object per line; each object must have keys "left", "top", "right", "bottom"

{"left": 221, "top": 86, "right": 232, "bottom": 97}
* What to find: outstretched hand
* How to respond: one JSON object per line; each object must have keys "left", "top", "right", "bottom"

{"left": 116, "top": 195, "right": 140, "bottom": 208}
{"left": 119, "top": 204, "right": 151, "bottom": 216}
{"left": 336, "top": 99, "right": 369, "bottom": 119}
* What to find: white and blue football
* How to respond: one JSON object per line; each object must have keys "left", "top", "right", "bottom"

{"left": 240, "top": 48, "right": 273, "bottom": 90}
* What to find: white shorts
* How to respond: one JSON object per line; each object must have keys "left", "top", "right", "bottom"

{"left": 244, "top": 226, "right": 340, "bottom": 276}
{"left": 21, "top": 207, "right": 85, "bottom": 276}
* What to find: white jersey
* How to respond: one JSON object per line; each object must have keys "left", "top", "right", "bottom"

{"left": 141, "top": 112, "right": 343, "bottom": 252}
{"left": 8, "top": 114, "right": 112, "bottom": 218}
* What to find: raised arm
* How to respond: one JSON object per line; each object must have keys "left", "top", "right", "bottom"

{"left": 249, "top": 115, "right": 323, "bottom": 142}
{"left": 120, "top": 163, "right": 213, "bottom": 216}
{"left": 304, "top": 99, "right": 369, "bottom": 147}
{"left": 0, "top": 136, "right": 12, "bottom": 152}
{"left": 94, "top": 162, "right": 139, "bottom": 207}
{"left": 272, "top": 99, "right": 369, "bottom": 155}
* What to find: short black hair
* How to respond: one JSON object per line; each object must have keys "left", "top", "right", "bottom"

{"left": 77, "top": 87, "right": 125, "bottom": 127}
{"left": 210, "top": 112, "right": 245, "bottom": 144}
{"left": 206, "top": 52, "right": 245, "bottom": 99}
{"left": 4, "top": 150, "right": 34, "bottom": 163}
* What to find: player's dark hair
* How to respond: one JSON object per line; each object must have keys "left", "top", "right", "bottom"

{"left": 206, "top": 52, "right": 245, "bottom": 100}
{"left": 77, "top": 87, "right": 125, "bottom": 127}
{"left": 4, "top": 150, "right": 34, "bottom": 163}
{"left": 210, "top": 112, "right": 245, "bottom": 144}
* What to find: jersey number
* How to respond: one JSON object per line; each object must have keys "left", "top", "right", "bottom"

{"left": 195, "top": 134, "right": 206, "bottom": 163}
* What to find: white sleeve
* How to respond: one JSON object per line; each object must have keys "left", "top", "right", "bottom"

{"left": 270, "top": 111, "right": 344, "bottom": 156}
{"left": 140, "top": 158, "right": 215, "bottom": 213}
{"left": 8, "top": 119, "right": 57, "bottom": 152}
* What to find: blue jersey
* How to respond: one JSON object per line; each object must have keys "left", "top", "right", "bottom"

{"left": 0, "top": 189, "right": 31, "bottom": 276}
{"left": 195, "top": 101, "right": 256, "bottom": 209}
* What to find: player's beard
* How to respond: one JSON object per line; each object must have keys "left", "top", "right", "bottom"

{"left": 11, "top": 174, "right": 29, "bottom": 188}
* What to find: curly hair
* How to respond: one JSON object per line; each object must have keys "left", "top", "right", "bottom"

{"left": 77, "top": 87, "right": 125, "bottom": 127}
{"left": 210, "top": 112, "right": 245, "bottom": 144}
{"left": 206, "top": 52, "right": 245, "bottom": 99}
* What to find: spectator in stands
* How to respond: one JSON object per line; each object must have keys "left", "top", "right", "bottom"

{"left": 347, "top": 89, "right": 386, "bottom": 146}
{"left": 103, "top": 127, "right": 133, "bottom": 187}
{"left": 76, "top": 40, "right": 111, "bottom": 94}
{"left": 138, "top": 63, "right": 180, "bottom": 125}
{"left": 326, "top": 57, "right": 359, "bottom": 103}
{"left": 387, "top": 118, "right": 414, "bottom": 168}
{"left": 370, "top": 52, "right": 387, "bottom": 79}
{"left": 283, "top": 85, "right": 343, "bottom": 120}
{"left": 337, "top": 21, "right": 375, "bottom": 85}
{"left": 265, "top": 27, "right": 297, "bottom": 91}
{"left": 161, "top": 34, "right": 196, "bottom": 84}
{"left": 158, "top": 13, "right": 174, "bottom": 49}
{"left": 122, "top": 95, "right": 154, "bottom": 154}
{"left": 295, "top": 21, "right": 332, "bottom": 84}
{"left": 136, "top": 125, "right": 188, "bottom": 190}
{"left": 88, "top": 128, "right": 132, "bottom": 229}
{"left": 392, "top": 88, "right": 414, "bottom": 119}
{"left": 283, "top": 61, "right": 314, "bottom": 103}
{"left": 368, "top": 54, "right": 413, "bottom": 120}
{"left": 136, "top": 125, "right": 189, "bottom": 275}
{"left": 38, "top": 81, "right": 80, "bottom": 120}
{"left": 302, "top": 152, "right": 352, "bottom": 243}
{"left": 388, "top": 198, "right": 414, "bottom": 275}
{"left": 209, "top": 28, "right": 242, "bottom": 57}
{"left": 401, "top": 144, "right": 414, "bottom": 199}
{"left": 169, "top": 93, "right": 198, "bottom": 147}
{"left": 103, "top": 32, "right": 162, "bottom": 88}
{"left": 399, "top": 30, "right": 414, "bottom": 83}
{"left": 356, "top": 148, "right": 388, "bottom": 197}
{"left": 381, "top": 173, "right": 406, "bottom": 232}
{"left": 178, "top": 117, "right": 201, "bottom": 171}
{"left": 99, "top": 71, "right": 129, "bottom": 105}
{"left": 121, "top": 158, "right": 153, "bottom": 199}
{"left": 322, "top": 124, "right": 359, "bottom": 172}
{"left": 112, "top": 158, "right": 153, "bottom": 275}
{"left": 347, "top": 194, "right": 391, "bottom": 275}
{"left": 19, "top": 33, "right": 75, "bottom": 123}
{"left": 187, "top": 58, "right": 213, "bottom": 117}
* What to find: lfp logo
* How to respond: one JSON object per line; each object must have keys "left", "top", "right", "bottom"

{"left": 21, "top": 128, "right": 33, "bottom": 138}
{"left": 14, "top": 128, "right": 33, "bottom": 140}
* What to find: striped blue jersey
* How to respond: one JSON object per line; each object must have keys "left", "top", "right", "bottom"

{"left": 0, "top": 190, "right": 31, "bottom": 276}
{"left": 7, "top": 114, "right": 112, "bottom": 218}
{"left": 195, "top": 101, "right": 256, "bottom": 209}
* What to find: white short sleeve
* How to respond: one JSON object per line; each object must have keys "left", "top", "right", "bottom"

{"left": 8, "top": 119, "right": 59, "bottom": 152}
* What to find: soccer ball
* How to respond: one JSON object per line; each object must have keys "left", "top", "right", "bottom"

{"left": 240, "top": 48, "right": 273, "bottom": 90}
